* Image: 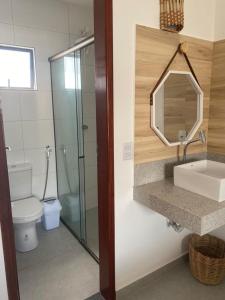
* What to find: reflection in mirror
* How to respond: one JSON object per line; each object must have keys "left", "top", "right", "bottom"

{"left": 152, "top": 71, "right": 203, "bottom": 146}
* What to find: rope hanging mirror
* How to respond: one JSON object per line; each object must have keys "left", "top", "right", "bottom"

{"left": 150, "top": 42, "right": 201, "bottom": 105}
{"left": 160, "top": 0, "right": 184, "bottom": 33}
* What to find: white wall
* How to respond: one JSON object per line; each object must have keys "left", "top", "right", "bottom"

{"left": 113, "top": 0, "right": 216, "bottom": 290}
{"left": 214, "top": 0, "right": 225, "bottom": 41}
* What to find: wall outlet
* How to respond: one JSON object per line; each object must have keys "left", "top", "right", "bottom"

{"left": 123, "top": 142, "right": 133, "bottom": 161}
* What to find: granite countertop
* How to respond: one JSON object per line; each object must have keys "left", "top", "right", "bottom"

{"left": 134, "top": 178, "right": 225, "bottom": 235}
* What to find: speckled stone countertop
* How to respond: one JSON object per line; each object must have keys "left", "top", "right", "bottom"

{"left": 134, "top": 178, "right": 225, "bottom": 235}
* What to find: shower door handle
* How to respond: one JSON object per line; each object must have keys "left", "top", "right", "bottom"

{"left": 79, "top": 155, "right": 85, "bottom": 159}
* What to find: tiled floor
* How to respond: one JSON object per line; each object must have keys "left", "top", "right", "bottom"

{"left": 117, "top": 257, "right": 225, "bottom": 300}
{"left": 16, "top": 223, "right": 99, "bottom": 300}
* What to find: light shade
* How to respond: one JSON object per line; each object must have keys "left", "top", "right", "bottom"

{"left": 160, "top": 0, "right": 184, "bottom": 33}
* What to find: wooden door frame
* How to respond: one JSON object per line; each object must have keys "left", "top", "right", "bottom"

{"left": 94, "top": 0, "right": 115, "bottom": 299}
{"left": 0, "top": 1, "right": 115, "bottom": 299}
{"left": 0, "top": 108, "right": 20, "bottom": 300}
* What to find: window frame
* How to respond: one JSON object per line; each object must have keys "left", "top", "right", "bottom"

{"left": 0, "top": 44, "right": 37, "bottom": 91}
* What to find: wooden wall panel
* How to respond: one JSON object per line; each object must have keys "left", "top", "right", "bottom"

{"left": 208, "top": 40, "right": 225, "bottom": 155}
{"left": 135, "top": 26, "right": 213, "bottom": 165}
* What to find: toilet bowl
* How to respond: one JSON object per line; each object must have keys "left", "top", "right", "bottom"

{"left": 8, "top": 163, "right": 43, "bottom": 252}
{"left": 11, "top": 197, "right": 43, "bottom": 252}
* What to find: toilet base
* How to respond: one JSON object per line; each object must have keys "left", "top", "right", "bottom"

{"left": 14, "top": 221, "right": 39, "bottom": 252}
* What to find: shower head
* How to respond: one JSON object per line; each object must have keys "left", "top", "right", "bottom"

{"left": 198, "top": 130, "right": 207, "bottom": 144}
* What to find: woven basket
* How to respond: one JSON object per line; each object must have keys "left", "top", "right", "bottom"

{"left": 189, "top": 234, "right": 225, "bottom": 285}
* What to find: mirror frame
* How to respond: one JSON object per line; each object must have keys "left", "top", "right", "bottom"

{"left": 151, "top": 70, "right": 204, "bottom": 147}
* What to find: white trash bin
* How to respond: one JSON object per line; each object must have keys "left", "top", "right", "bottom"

{"left": 42, "top": 198, "right": 62, "bottom": 230}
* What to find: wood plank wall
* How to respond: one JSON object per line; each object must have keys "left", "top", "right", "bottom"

{"left": 135, "top": 26, "right": 213, "bottom": 165}
{"left": 208, "top": 40, "right": 225, "bottom": 155}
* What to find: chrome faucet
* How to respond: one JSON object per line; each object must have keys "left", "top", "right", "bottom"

{"left": 183, "top": 130, "right": 206, "bottom": 162}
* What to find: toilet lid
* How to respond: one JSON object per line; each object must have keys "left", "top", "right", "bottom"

{"left": 12, "top": 197, "right": 43, "bottom": 223}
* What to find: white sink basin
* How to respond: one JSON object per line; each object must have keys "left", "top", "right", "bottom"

{"left": 174, "top": 160, "right": 225, "bottom": 202}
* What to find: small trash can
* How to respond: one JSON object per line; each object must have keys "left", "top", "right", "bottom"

{"left": 42, "top": 198, "right": 62, "bottom": 230}
{"left": 189, "top": 234, "right": 225, "bottom": 285}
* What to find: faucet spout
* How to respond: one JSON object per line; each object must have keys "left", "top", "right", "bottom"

{"left": 183, "top": 130, "right": 206, "bottom": 162}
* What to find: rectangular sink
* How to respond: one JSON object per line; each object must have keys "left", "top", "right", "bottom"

{"left": 174, "top": 160, "right": 225, "bottom": 202}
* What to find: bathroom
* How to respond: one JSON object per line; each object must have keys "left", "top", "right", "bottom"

{"left": 0, "top": 0, "right": 100, "bottom": 299}
{"left": 114, "top": 0, "right": 225, "bottom": 299}
{"left": 2, "top": 1, "right": 225, "bottom": 300}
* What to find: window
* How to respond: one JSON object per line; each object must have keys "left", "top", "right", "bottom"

{"left": 0, "top": 44, "right": 36, "bottom": 90}
{"left": 64, "top": 55, "right": 81, "bottom": 90}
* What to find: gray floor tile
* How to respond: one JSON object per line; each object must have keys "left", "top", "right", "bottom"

{"left": 17, "top": 223, "right": 99, "bottom": 300}
{"left": 85, "top": 293, "right": 103, "bottom": 300}
{"left": 117, "top": 260, "right": 225, "bottom": 300}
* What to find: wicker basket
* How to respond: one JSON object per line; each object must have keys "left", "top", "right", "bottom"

{"left": 189, "top": 234, "right": 225, "bottom": 285}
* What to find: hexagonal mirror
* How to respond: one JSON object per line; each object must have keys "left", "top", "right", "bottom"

{"left": 151, "top": 70, "right": 203, "bottom": 146}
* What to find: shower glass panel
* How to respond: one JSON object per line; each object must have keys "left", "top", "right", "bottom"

{"left": 50, "top": 39, "right": 99, "bottom": 259}
{"left": 51, "top": 53, "right": 83, "bottom": 241}
{"left": 80, "top": 44, "right": 99, "bottom": 257}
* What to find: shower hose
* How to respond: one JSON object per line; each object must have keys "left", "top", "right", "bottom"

{"left": 42, "top": 145, "right": 52, "bottom": 202}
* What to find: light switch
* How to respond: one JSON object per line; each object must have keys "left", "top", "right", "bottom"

{"left": 123, "top": 142, "right": 133, "bottom": 160}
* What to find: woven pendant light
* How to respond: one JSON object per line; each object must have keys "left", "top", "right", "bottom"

{"left": 160, "top": 0, "right": 184, "bottom": 32}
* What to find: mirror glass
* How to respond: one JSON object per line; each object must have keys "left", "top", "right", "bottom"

{"left": 152, "top": 71, "right": 203, "bottom": 146}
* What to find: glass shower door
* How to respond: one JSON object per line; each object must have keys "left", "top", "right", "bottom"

{"left": 51, "top": 52, "right": 84, "bottom": 241}
{"left": 80, "top": 44, "right": 99, "bottom": 257}
{"left": 50, "top": 40, "right": 99, "bottom": 259}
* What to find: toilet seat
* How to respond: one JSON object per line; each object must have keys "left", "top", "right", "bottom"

{"left": 12, "top": 197, "right": 43, "bottom": 224}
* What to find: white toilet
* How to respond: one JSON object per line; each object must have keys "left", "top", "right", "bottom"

{"left": 8, "top": 163, "right": 43, "bottom": 252}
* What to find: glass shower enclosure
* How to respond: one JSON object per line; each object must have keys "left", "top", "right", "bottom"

{"left": 49, "top": 37, "right": 99, "bottom": 259}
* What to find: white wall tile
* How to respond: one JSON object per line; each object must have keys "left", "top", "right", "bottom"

{"left": 83, "top": 117, "right": 97, "bottom": 143}
{"left": 85, "top": 187, "right": 98, "bottom": 210}
{"left": 81, "top": 44, "right": 95, "bottom": 67}
{"left": 14, "top": 26, "right": 46, "bottom": 49}
{"left": 69, "top": 33, "right": 80, "bottom": 47}
{"left": 24, "top": 148, "right": 56, "bottom": 176}
{"left": 85, "top": 165, "right": 98, "bottom": 190}
{"left": 81, "top": 65, "right": 95, "bottom": 93}
{"left": 83, "top": 92, "right": 96, "bottom": 119}
{"left": 32, "top": 171, "right": 57, "bottom": 199}
{"left": 0, "top": 91, "right": 21, "bottom": 121}
{"left": 4, "top": 121, "right": 23, "bottom": 150}
{"left": 14, "top": 26, "right": 69, "bottom": 61}
{"left": 0, "top": 23, "right": 14, "bottom": 44}
{"left": 57, "top": 169, "right": 70, "bottom": 195}
{"left": 84, "top": 141, "right": 97, "bottom": 167}
{"left": 0, "top": 0, "right": 95, "bottom": 204}
{"left": 6, "top": 150, "right": 25, "bottom": 165}
{"left": 12, "top": 0, "right": 68, "bottom": 33}
{"left": 36, "top": 62, "right": 52, "bottom": 91}
{"left": 44, "top": 31, "right": 69, "bottom": 58}
{"left": 0, "top": 0, "right": 13, "bottom": 24}
{"left": 22, "top": 120, "right": 54, "bottom": 149}
{"left": 45, "top": 172, "right": 57, "bottom": 198}
{"left": 68, "top": 3, "right": 94, "bottom": 35}
{"left": 20, "top": 91, "right": 53, "bottom": 121}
